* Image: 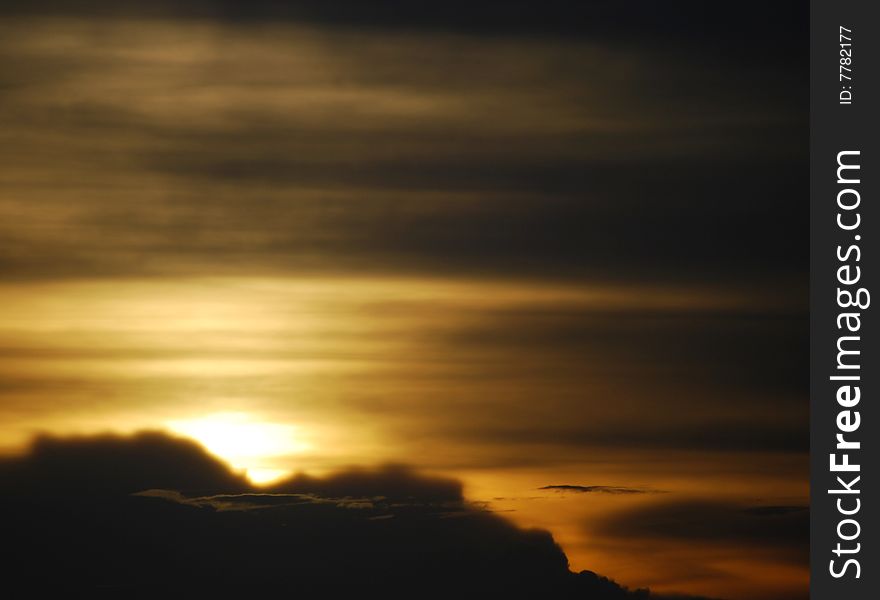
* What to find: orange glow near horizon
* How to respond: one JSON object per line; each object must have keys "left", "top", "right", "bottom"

{"left": 0, "top": 274, "right": 808, "bottom": 598}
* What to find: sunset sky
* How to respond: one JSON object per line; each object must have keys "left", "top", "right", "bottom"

{"left": 0, "top": 2, "right": 808, "bottom": 598}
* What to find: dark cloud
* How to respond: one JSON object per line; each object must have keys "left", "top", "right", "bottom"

{"left": 449, "top": 416, "right": 808, "bottom": 456}
{"left": 0, "top": 431, "right": 250, "bottom": 496}
{"left": 742, "top": 505, "right": 809, "bottom": 517}
{"left": 597, "top": 500, "right": 808, "bottom": 560}
{"left": 0, "top": 4, "right": 806, "bottom": 286}
{"left": 444, "top": 307, "right": 808, "bottom": 397}
{"left": 540, "top": 485, "right": 659, "bottom": 495}
{"left": 269, "top": 463, "right": 463, "bottom": 502}
{"left": 0, "top": 1, "right": 807, "bottom": 56}
{"left": 0, "top": 431, "right": 718, "bottom": 597}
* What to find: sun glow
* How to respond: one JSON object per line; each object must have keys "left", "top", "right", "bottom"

{"left": 166, "top": 412, "right": 310, "bottom": 484}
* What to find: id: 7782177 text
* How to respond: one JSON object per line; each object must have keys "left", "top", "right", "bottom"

{"left": 839, "top": 26, "right": 853, "bottom": 105}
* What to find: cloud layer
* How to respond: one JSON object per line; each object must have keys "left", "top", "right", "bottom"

{"left": 0, "top": 4, "right": 805, "bottom": 285}
{"left": 1, "top": 431, "right": 715, "bottom": 598}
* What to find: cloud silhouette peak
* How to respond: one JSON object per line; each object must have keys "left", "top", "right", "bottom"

{"left": 0, "top": 431, "right": 716, "bottom": 598}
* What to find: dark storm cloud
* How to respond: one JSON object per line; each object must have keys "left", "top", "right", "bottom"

{"left": 0, "top": 431, "right": 717, "bottom": 598}
{"left": 597, "top": 500, "right": 808, "bottom": 558}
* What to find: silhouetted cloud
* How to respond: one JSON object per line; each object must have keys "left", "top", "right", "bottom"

{"left": 0, "top": 431, "right": 250, "bottom": 496}
{"left": 269, "top": 463, "right": 463, "bottom": 502}
{"left": 0, "top": 431, "right": 718, "bottom": 597}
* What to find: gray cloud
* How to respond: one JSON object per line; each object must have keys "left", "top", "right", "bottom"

{"left": 596, "top": 500, "right": 809, "bottom": 557}
{"left": 0, "top": 12, "right": 805, "bottom": 285}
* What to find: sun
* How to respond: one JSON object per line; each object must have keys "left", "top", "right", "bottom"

{"left": 166, "top": 412, "right": 310, "bottom": 484}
